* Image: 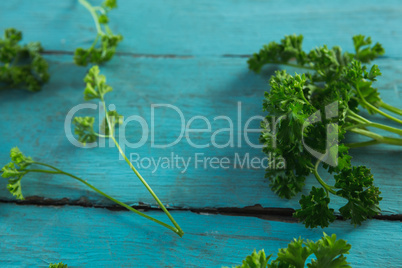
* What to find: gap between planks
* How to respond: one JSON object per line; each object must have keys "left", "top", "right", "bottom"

{"left": 0, "top": 198, "right": 400, "bottom": 223}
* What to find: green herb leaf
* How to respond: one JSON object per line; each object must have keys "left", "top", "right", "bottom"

{"left": 73, "top": 116, "right": 97, "bottom": 144}
{"left": 306, "top": 233, "right": 351, "bottom": 268}
{"left": 294, "top": 187, "right": 336, "bottom": 228}
{"left": 49, "top": 263, "right": 68, "bottom": 268}
{"left": 0, "top": 28, "right": 49, "bottom": 91}
{"left": 83, "top": 65, "right": 113, "bottom": 100}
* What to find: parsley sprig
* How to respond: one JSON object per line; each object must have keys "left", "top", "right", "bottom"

{"left": 0, "top": 28, "right": 49, "bottom": 91}
{"left": 227, "top": 233, "right": 352, "bottom": 268}
{"left": 250, "top": 35, "right": 402, "bottom": 228}
{"left": 1, "top": 66, "right": 184, "bottom": 237}
{"left": 74, "top": 0, "right": 123, "bottom": 66}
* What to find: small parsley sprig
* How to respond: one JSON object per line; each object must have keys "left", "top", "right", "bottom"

{"left": 1, "top": 146, "right": 183, "bottom": 237}
{"left": 1, "top": 66, "right": 184, "bottom": 237}
{"left": 226, "top": 233, "right": 351, "bottom": 268}
{"left": 250, "top": 35, "right": 402, "bottom": 228}
{"left": 74, "top": 0, "right": 123, "bottom": 66}
{"left": 0, "top": 28, "right": 49, "bottom": 91}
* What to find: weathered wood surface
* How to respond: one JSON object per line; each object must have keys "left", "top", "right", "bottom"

{"left": 0, "top": 203, "right": 400, "bottom": 267}
{"left": 1, "top": 0, "right": 402, "bottom": 58}
{"left": 0, "top": 55, "right": 400, "bottom": 214}
{"left": 0, "top": 1, "right": 401, "bottom": 267}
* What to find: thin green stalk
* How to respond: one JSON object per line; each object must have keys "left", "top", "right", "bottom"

{"left": 27, "top": 168, "right": 181, "bottom": 236}
{"left": 312, "top": 160, "right": 337, "bottom": 196}
{"left": 380, "top": 100, "right": 402, "bottom": 116}
{"left": 350, "top": 128, "right": 402, "bottom": 146}
{"left": 100, "top": 99, "right": 184, "bottom": 237}
{"left": 347, "top": 110, "right": 371, "bottom": 124}
{"left": 79, "top": 0, "right": 104, "bottom": 35}
{"left": 355, "top": 86, "right": 402, "bottom": 124}
{"left": 345, "top": 140, "right": 381, "bottom": 148}
{"left": 344, "top": 122, "right": 402, "bottom": 135}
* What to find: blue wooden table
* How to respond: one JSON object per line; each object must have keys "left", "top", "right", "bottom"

{"left": 0, "top": 1, "right": 401, "bottom": 267}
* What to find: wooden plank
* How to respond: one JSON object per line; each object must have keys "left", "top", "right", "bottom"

{"left": 0, "top": 55, "right": 401, "bottom": 214}
{"left": 0, "top": 1, "right": 402, "bottom": 57}
{"left": 0, "top": 203, "right": 400, "bottom": 267}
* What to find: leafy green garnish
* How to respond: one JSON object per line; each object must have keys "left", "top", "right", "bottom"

{"left": 74, "top": 0, "right": 123, "bottom": 66}
{"left": 228, "top": 233, "right": 351, "bottom": 268}
{"left": 0, "top": 28, "right": 49, "bottom": 91}
{"left": 73, "top": 116, "right": 97, "bottom": 145}
{"left": 250, "top": 35, "right": 401, "bottom": 228}
{"left": 49, "top": 263, "right": 68, "bottom": 268}
{"left": 1, "top": 66, "right": 184, "bottom": 238}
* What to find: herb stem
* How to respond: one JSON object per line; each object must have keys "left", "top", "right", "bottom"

{"left": 355, "top": 86, "right": 402, "bottom": 124}
{"left": 380, "top": 100, "right": 402, "bottom": 116}
{"left": 344, "top": 122, "right": 402, "bottom": 135}
{"left": 27, "top": 167, "right": 181, "bottom": 236}
{"left": 100, "top": 99, "right": 184, "bottom": 237}
{"left": 78, "top": 0, "right": 104, "bottom": 35}
{"left": 345, "top": 140, "right": 381, "bottom": 148}
{"left": 350, "top": 129, "right": 402, "bottom": 146}
{"left": 312, "top": 160, "right": 337, "bottom": 195}
{"left": 347, "top": 110, "right": 371, "bottom": 124}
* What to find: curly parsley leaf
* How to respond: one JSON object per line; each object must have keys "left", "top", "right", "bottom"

{"left": 0, "top": 147, "right": 34, "bottom": 200}
{"left": 73, "top": 116, "right": 97, "bottom": 144}
{"left": 250, "top": 35, "right": 399, "bottom": 228}
{"left": 0, "top": 28, "right": 49, "bottom": 91}
{"left": 74, "top": 0, "right": 123, "bottom": 66}
{"left": 294, "top": 187, "right": 336, "bottom": 228}
{"left": 83, "top": 65, "right": 113, "bottom": 100}
{"left": 335, "top": 166, "right": 382, "bottom": 225}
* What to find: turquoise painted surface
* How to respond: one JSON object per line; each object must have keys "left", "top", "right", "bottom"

{"left": 0, "top": 203, "right": 401, "bottom": 267}
{"left": 0, "top": 56, "right": 400, "bottom": 213}
{"left": 0, "top": 1, "right": 401, "bottom": 267}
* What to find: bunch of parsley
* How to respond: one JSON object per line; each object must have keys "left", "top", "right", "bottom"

{"left": 0, "top": 28, "right": 49, "bottom": 91}
{"left": 227, "top": 233, "right": 352, "bottom": 268}
{"left": 249, "top": 35, "right": 402, "bottom": 228}
{"left": 74, "top": 0, "right": 123, "bottom": 66}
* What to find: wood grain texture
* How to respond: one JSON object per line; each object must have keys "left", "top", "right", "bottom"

{"left": 0, "top": 203, "right": 400, "bottom": 268}
{"left": 1, "top": 0, "right": 402, "bottom": 58}
{"left": 0, "top": 54, "right": 401, "bottom": 214}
